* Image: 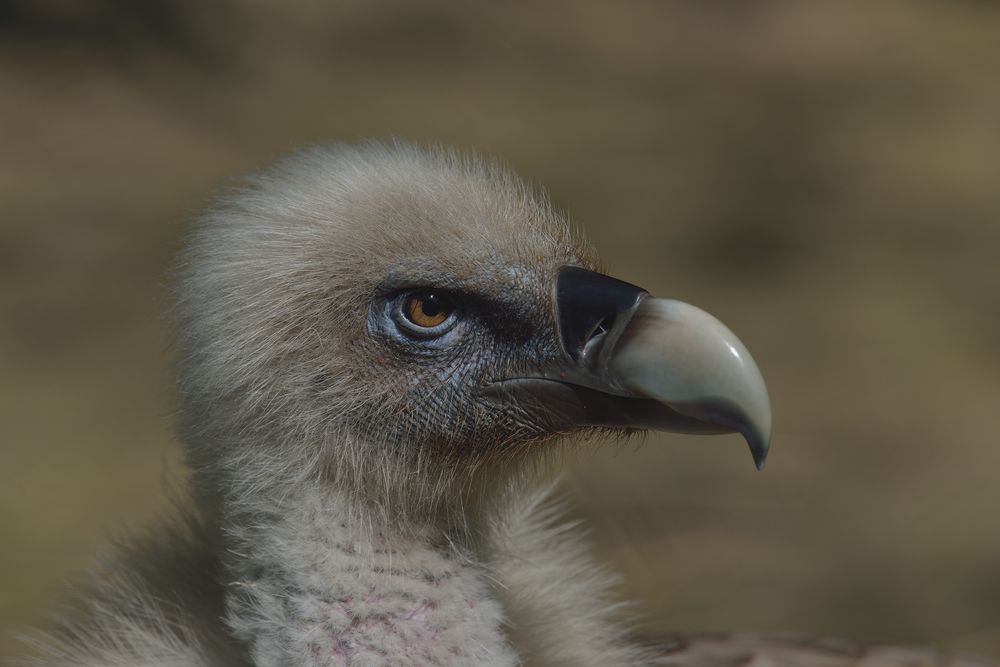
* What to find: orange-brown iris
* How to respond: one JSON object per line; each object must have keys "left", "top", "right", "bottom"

{"left": 404, "top": 292, "right": 451, "bottom": 328}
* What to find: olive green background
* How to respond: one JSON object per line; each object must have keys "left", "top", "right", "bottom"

{"left": 2, "top": 1, "right": 999, "bottom": 660}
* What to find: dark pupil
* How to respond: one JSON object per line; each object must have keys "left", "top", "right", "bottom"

{"left": 420, "top": 293, "right": 445, "bottom": 317}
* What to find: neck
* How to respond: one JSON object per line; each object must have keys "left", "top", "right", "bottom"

{"left": 206, "top": 436, "right": 521, "bottom": 666}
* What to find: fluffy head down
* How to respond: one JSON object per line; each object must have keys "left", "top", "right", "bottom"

{"left": 175, "top": 142, "right": 595, "bottom": 513}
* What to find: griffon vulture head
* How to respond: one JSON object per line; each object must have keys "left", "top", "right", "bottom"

{"left": 175, "top": 142, "right": 770, "bottom": 519}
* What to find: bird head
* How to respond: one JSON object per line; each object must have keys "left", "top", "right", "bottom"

{"left": 176, "top": 143, "right": 770, "bottom": 513}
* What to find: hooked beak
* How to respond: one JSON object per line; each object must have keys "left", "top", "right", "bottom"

{"left": 489, "top": 266, "right": 772, "bottom": 470}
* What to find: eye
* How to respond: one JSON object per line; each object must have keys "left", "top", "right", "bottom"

{"left": 395, "top": 290, "right": 458, "bottom": 336}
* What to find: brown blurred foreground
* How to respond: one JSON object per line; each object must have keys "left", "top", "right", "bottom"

{"left": 1, "top": 1, "right": 999, "bottom": 661}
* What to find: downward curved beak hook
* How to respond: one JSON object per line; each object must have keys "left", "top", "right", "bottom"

{"left": 609, "top": 298, "right": 772, "bottom": 469}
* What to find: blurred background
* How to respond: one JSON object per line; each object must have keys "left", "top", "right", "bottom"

{"left": 1, "top": 0, "right": 999, "bottom": 660}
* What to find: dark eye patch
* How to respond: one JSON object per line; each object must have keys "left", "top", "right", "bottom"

{"left": 460, "top": 292, "right": 542, "bottom": 344}
{"left": 375, "top": 266, "right": 547, "bottom": 349}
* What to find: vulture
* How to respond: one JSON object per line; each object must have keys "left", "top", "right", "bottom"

{"left": 15, "top": 142, "right": 993, "bottom": 667}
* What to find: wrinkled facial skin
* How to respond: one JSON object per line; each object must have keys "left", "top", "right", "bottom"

{"left": 350, "top": 258, "right": 578, "bottom": 458}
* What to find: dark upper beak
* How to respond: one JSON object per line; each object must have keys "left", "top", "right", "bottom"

{"left": 490, "top": 266, "right": 772, "bottom": 470}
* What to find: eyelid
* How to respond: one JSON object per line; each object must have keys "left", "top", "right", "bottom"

{"left": 376, "top": 272, "right": 464, "bottom": 299}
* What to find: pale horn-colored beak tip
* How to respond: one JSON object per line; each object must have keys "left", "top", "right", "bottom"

{"left": 609, "top": 298, "right": 772, "bottom": 470}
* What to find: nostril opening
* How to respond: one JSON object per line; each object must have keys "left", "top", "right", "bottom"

{"left": 590, "top": 313, "right": 616, "bottom": 341}
{"left": 555, "top": 266, "right": 646, "bottom": 360}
